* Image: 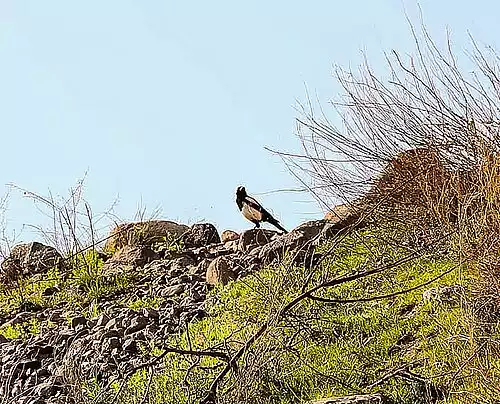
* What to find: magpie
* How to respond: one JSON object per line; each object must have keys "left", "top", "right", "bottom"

{"left": 236, "top": 186, "right": 288, "bottom": 233}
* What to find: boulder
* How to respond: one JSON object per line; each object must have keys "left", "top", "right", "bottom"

{"left": 1, "top": 242, "right": 63, "bottom": 282}
{"left": 182, "top": 223, "right": 220, "bottom": 247}
{"left": 206, "top": 256, "right": 236, "bottom": 286}
{"left": 221, "top": 230, "right": 239, "bottom": 243}
{"left": 324, "top": 203, "right": 365, "bottom": 229}
{"left": 258, "top": 220, "right": 326, "bottom": 264}
{"left": 238, "top": 229, "right": 278, "bottom": 253}
{"left": 104, "top": 220, "right": 189, "bottom": 252}
{"left": 105, "top": 245, "right": 158, "bottom": 268}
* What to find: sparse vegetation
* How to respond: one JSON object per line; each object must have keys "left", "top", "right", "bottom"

{"left": 108, "top": 226, "right": 497, "bottom": 404}
{"left": 0, "top": 21, "right": 499, "bottom": 404}
{"left": 127, "top": 296, "right": 165, "bottom": 311}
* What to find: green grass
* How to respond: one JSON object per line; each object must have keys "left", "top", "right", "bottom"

{"left": 0, "top": 249, "right": 138, "bottom": 335}
{"left": 127, "top": 296, "right": 165, "bottom": 311}
{"left": 108, "top": 227, "right": 499, "bottom": 404}
{"left": 0, "top": 318, "right": 45, "bottom": 340}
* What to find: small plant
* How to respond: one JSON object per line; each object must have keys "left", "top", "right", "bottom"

{"left": 0, "top": 323, "right": 25, "bottom": 340}
{"left": 127, "top": 296, "right": 164, "bottom": 311}
{"left": 103, "top": 226, "right": 494, "bottom": 404}
{"left": 152, "top": 233, "right": 184, "bottom": 254}
{"left": 0, "top": 318, "right": 43, "bottom": 340}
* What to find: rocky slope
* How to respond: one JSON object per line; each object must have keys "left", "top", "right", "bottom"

{"left": 0, "top": 214, "right": 360, "bottom": 404}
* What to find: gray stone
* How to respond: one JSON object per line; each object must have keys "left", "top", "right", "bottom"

{"left": 106, "top": 245, "right": 159, "bottom": 268}
{"left": 42, "top": 285, "right": 60, "bottom": 296}
{"left": 95, "top": 313, "right": 111, "bottom": 328}
{"left": 102, "top": 337, "right": 121, "bottom": 353}
{"left": 161, "top": 284, "right": 185, "bottom": 298}
{"left": 258, "top": 220, "right": 326, "bottom": 264}
{"left": 124, "top": 315, "right": 149, "bottom": 335}
{"left": 123, "top": 338, "right": 139, "bottom": 353}
{"left": 238, "top": 229, "right": 278, "bottom": 253}
{"left": 70, "top": 316, "right": 87, "bottom": 329}
{"left": 169, "top": 256, "right": 196, "bottom": 277}
{"left": 182, "top": 223, "right": 221, "bottom": 247}
{"left": 221, "top": 230, "right": 239, "bottom": 242}
{"left": 190, "top": 258, "right": 211, "bottom": 276}
{"left": 141, "top": 308, "right": 159, "bottom": 320}
{"left": 105, "top": 220, "right": 190, "bottom": 252}
{"left": 105, "top": 317, "right": 122, "bottom": 331}
{"left": 206, "top": 256, "right": 236, "bottom": 286}
{"left": 1, "top": 242, "right": 63, "bottom": 282}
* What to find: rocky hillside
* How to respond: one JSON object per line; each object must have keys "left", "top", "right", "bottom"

{"left": 0, "top": 215, "right": 364, "bottom": 404}
{"left": 0, "top": 148, "right": 499, "bottom": 404}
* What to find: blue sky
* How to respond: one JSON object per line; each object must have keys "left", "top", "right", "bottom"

{"left": 0, "top": 0, "right": 498, "bottom": 244}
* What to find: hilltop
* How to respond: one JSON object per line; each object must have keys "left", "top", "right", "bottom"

{"left": 0, "top": 148, "right": 498, "bottom": 404}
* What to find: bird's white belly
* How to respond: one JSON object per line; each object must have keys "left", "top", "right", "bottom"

{"left": 242, "top": 204, "right": 262, "bottom": 222}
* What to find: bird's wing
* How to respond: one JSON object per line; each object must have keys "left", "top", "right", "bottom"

{"left": 244, "top": 196, "right": 264, "bottom": 213}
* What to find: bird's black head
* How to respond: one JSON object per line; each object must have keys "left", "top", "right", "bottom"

{"left": 236, "top": 186, "right": 247, "bottom": 198}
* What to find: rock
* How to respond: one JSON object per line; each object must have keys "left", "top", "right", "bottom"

{"left": 309, "top": 394, "right": 387, "bottom": 404}
{"left": 224, "top": 240, "right": 239, "bottom": 253}
{"left": 324, "top": 203, "right": 364, "bottom": 229}
{"left": 257, "top": 220, "right": 344, "bottom": 265}
{"left": 238, "top": 229, "right": 278, "bottom": 253}
{"left": 102, "top": 337, "right": 121, "bottom": 353}
{"left": 141, "top": 308, "right": 159, "bottom": 320}
{"left": 104, "top": 318, "right": 122, "bottom": 331}
{"left": 221, "top": 230, "right": 239, "bottom": 242}
{"left": 122, "top": 338, "right": 139, "bottom": 353}
{"left": 106, "top": 245, "right": 159, "bottom": 268}
{"left": 423, "top": 285, "right": 463, "bottom": 304}
{"left": 19, "top": 301, "right": 43, "bottom": 312}
{"left": 124, "top": 315, "right": 149, "bottom": 335}
{"left": 95, "top": 313, "right": 111, "bottom": 328}
{"left": 161, "top": 284, "right": 185, "bottom": 298}
{"left": 2, "top": 312, "right": 33, "bottom": 329}
{"left": 33, "top": 377, "right": 63, "bottom": 398}
{"left": 104, "top": 220, "right": 190, "bottom": 252}
{"left": 32, "top": 345, "right": 54, "bottom": 359}
{"left": 189, "top": 259, "right": 211, "bottom": 276}
{"left": 182, "top": 223, "right": 220, "bottom": 247}
{"left": 1, "top": 242, "right": 63, "bottom": 282}
{"left": 168, "top": 256, "right": 196, "bottom": 277}
{"left": 42, "top": 285, "right": 60, "bottom": 297}
{"left": 71, "top": 316, "right": 87, "bottom": 329}
{"left": 206, "top": 256, "right": 236, "bottom": 286}
{"left": 258, "top": 220, "right": 325, "bottom": 263}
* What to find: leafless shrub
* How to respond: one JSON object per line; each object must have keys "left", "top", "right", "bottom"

{"left": 267, "top": 21, "right": 500, "bottom": 403}
{"left": 8, "top": 176, "right": 118, "bottom": 257}
{"left": 272, "top": 24, "right": 500, "bottom": 234}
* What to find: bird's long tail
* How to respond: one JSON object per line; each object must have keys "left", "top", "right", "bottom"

{"left": 266, "top": 216, "right": 288, "bottom": 234}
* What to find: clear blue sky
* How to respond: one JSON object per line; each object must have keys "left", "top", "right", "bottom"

{"left": 0, "top": 0, "right": 498, "bottom": 244}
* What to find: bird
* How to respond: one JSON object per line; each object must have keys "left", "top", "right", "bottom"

{"left": 235, "top": 186, "right": 288, "bottom": 233}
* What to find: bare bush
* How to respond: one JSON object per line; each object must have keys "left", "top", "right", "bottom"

{"left": 274, "top": 25, "right": 500, "bottom": 234}
{"left": 267, "top": 22, "right": 500, "bottom": 402}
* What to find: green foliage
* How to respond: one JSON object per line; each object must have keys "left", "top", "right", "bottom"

{"left": 0, "top": 249, "right": 137, "bottom": 326}
{"left": 0, "top": 318, "right": 43, "bottom": 340}
{"left": 0, "top": 323, "right": 25, "bottom": 340}
{"left": 127, "top": 296, "right": 164, "bottom": 311}
{"left": 108, "top": 227, "right": 498, "bottom": 404}
{"left": 152, "top": 233, "right": 184, "bottom": 254}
